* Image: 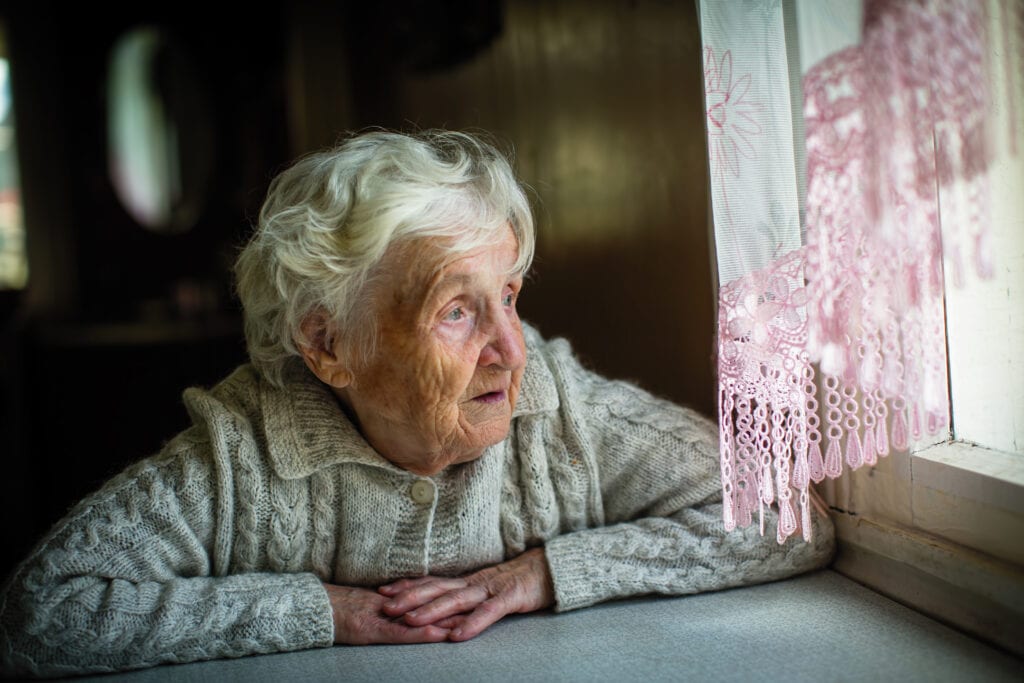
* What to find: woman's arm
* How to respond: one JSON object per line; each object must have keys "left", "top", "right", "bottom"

{"left": 541, "top": 349, "right": 836, "bottom": 612}
{"left": 0, "top": 430, "right": 333, "bottom": 678}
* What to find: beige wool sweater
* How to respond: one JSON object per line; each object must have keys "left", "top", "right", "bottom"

{"left": 0, "top": 324, "right": 835, "bottom": 677}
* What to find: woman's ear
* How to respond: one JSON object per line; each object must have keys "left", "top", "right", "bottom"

{"left": 297, "top": 312, "right": 353, "bottom": 388}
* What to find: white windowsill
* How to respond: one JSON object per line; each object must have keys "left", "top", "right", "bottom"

{"left": 827, "top": 439, "right": 1024, "bottom": 657}
{"left": 906, "top": 439, "right": 1024, "bottom": 567}
{"left": 912, "top": 440, "right": 1024, "bottom": 516}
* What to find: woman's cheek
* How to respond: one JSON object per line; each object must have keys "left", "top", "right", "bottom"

{"left": 435, "top": 318, "right": 475, "bottom": 347}
{"left": 508, "top": 365, "right": 525, "bottom": 409}
{"left": 431, "top": 324, "right": 482, "bottom": 382}
{"left": 407, "top": 342, "right": 464, "bottom": 411}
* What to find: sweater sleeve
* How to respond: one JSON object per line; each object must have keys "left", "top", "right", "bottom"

{"left": 541, "top": 345, "right": 836, "bottom": 612}
{"left": 0, "top": 428, "right": 334, "bottom": 679}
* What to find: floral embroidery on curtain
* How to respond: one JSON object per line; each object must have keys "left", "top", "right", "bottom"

{"left": 700, "top": 0, "right": 999, "bottom": 543}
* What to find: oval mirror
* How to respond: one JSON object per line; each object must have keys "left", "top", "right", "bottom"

{"left": 107, "top": 26, "right": 214, "bottom": 234}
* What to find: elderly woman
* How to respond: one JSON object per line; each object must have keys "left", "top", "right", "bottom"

{"left": 0, "top": 129, "right": 834, "bottom": 677}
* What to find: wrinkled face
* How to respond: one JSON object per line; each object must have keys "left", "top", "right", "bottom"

{"left": 335, "top": 227, "right": 527, "bottom": 476}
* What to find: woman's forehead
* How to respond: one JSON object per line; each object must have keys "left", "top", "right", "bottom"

{"left": 380, "top": 228, "right": 522, "bottom": 306}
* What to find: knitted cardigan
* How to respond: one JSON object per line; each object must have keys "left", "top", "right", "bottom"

{"left": 0, "top": 323, "right": 835, "bottom": 677}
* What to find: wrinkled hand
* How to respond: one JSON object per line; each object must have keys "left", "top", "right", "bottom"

{"left": 322, "top": 583, "right": 452, "bottom": 645}
{"left": 377, "top": 547, "right": 554, "bottom": 642}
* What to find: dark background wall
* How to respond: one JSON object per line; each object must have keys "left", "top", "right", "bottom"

{"left": 0, "top": 0, "right": 714, "bottom": 580}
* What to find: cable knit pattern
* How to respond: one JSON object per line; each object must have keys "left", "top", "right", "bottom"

{"left": 308, "top": 471, "right": 336, "bottom": 580}
{"left": 0, "top": 323, "right": 834, "bottom": 678}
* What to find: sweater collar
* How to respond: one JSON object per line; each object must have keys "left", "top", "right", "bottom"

{"left": 262, "top": 322, "right": 559, "bottom": 480}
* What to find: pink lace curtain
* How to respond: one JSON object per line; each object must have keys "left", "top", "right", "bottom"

{"left": 699, "top": 0, "right": 1001, "bottom": 543}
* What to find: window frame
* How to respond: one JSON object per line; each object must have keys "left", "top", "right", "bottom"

{"left": 814, "top": 0, "right": 1024, "bottom": 657}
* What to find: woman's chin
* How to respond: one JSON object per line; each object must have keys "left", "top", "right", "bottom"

{"left": 403, "top": 447, "right": 486, "bottom": 476}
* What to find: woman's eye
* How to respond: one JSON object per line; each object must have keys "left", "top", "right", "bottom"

{"left": 503, "top": 292, "right": 515, "bottom": 307}
{"left": 445, "top": 307, "right": 465, "bottom": 322}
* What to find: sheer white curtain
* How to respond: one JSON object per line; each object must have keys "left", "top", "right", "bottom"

{"left": 698, "top": 0, "right": 997, "bottom": 543}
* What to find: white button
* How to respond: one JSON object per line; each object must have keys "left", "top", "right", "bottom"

{"left": 410, "top": 479, "right": 434, "bottom": 504}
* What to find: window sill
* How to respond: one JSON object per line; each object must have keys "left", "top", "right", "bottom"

{"left": 913, "top": 440, "right": 1024, "bottom": 513}
{"left": 910, "top": 440, "right": 1024, "bottom": 566}
{"left": 827, "top": 439, "right": 1024, "bottom": 658}
{"left": 830, "top": 512, "right": 1024, "bottom": 659}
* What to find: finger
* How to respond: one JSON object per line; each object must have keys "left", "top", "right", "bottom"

{"left": 403, "top": 585, "right": 489, "bottom": 626}
{"left": 372, "top": 620, "right": 451, "bottom": 645}
{"left": 382, "top": 579, "right": 468, "bottom": 616}
{"left": 432, "top": 614, "right": 466, "bottom": 630}
{"left": 379, "top": 576, "right": 466, "bottom": 599}
{"left": 378, "top": 576, "right": 441, "bottom": 595}
{"left": 448, "top": 598, "right": 508, "bottom": 642}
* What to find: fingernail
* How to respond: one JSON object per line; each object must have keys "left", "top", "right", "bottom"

{"left": 451, "top": 628, "right": 462, "bottom": 638}
{"left": 407, "top": 610, "right": 419, "bottom": 618}
{"left": 384, "top": 601, "right": 396, "bottom": 610}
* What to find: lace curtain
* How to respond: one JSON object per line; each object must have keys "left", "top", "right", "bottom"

{"left": 698, "top": 0, "right": 1000, "bottom": 543}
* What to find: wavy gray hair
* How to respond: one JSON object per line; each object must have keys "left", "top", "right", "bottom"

{"left": 234, "top": 129, "right": 536, "bottom": 388}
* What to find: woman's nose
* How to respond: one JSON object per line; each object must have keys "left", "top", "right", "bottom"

{"left": 478, "top": 309, "right": 525, "bottom": 370}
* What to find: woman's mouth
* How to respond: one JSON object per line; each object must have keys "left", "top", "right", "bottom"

{"left": 473, "top": 390, "right": 507, "bottom": 404}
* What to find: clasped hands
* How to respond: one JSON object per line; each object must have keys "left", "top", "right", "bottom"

{"left": 322, "top": 547, "right": 554, "bottom": 645}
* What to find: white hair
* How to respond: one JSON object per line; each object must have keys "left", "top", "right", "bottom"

{"left": 234, "top": 128, "right": 536, "bottom": 387}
